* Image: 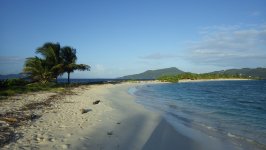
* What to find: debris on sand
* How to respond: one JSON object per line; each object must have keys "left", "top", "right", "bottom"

{"left": 0, "top": 93, "right": 65, "bottom": 148}
{"left": 80, "top": 108, "right": 92, "bottom": 114}
{"left": 93, "top": 100, "right": 101, "bottom": 105}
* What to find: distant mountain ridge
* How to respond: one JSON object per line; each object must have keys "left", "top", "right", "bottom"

{"left": 0, "top": 74, "right": 25, "bottom": 80}
{"left": 1, "top": 67, "right": 266, "bottom": 80}
{"left": 119, "top": 67, "right": 266, "bottom": 79}
{"left": 119, "top": 67, "right": 184, "bottom": 79}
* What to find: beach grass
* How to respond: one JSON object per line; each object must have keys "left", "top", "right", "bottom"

{"left": 0, "top": 80, "right": 80, "bottom": 98}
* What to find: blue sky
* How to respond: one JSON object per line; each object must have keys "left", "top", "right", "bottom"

{"left": 0, "top": 0, "right": 266, "bottom": 78}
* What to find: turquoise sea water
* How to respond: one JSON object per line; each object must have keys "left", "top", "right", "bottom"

{"left": 131, "top": 80, "right": 266, "bottom": 150}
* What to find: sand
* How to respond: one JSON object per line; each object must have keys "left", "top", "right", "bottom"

{"left": 1, "top": 81, "right": 163, "bottom": 149}
{"left": 1, "top": 80, "right": 239, "bottom": 150}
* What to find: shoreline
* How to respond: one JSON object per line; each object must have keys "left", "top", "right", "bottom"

{"left": 0, "top": 80, "right": 253, "bottom": 149}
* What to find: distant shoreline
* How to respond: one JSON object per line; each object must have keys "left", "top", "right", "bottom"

{"left": 178, "top": 78, "right": 251, "bottom": 83}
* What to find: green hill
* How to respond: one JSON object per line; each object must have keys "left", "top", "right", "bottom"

{"left": 119, "top": 67, "right": 266, "bottom": 80}
{"left": 119, "top": 67, "right": 184, "bottom": 79}
{"left": 210, "top": 67, "right": 266, "bottom": 79}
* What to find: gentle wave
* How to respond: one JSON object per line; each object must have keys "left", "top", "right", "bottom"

{"left": 131, "top": 80, "right": 266, "bottom": 150}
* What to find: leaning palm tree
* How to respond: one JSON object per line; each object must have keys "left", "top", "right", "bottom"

{"left": 61, "top": 46, "right": 90, "bottom": 84}
{"left": 36, "top": 42, "right": 64, "bottom": 82}
{"left": 23, "top": 57, "right": 52, "bottom": 83}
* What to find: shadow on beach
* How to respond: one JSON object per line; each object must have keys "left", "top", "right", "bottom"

{"left": 142, "top": 119, "right": 201, "bottom": 150}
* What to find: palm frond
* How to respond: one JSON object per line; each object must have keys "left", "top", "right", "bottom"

{"left": 75, "top": 64, "right": 90, "bottom": 71}
{"left": 23, "top": 57, "right": 53, "bottom": 83}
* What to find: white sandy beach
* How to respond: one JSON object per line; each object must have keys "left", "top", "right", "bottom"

{"left": 1, "top": 82, "right": 162, "bottom": 149}
{"left": 1, "top": 80, "right": 245, "bottom": 150}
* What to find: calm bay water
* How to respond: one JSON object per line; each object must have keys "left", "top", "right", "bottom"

{"left": 131, "top": 80, "right": 266, "bottom": 150}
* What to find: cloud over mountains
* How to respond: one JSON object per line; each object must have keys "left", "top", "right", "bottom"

{"left": 186, "top": 24, "right": 266, "bottom": 67}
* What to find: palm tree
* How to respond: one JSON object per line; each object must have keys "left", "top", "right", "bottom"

{"left": 23, "top": 57, "right": 52, "bottom": 83}
{"left": 23, "top": 42, "right": 90, "bottom": 84}
{"left": 36, "top": 42, "right": 64, "bottom": 82}
{"left": 61, "top": 46, "right": 90, "bottom": 84}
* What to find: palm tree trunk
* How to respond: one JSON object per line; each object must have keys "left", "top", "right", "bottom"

{"left": 67, "top": 72, "right": 70, "bottom": 84}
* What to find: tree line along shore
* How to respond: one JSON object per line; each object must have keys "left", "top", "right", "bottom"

{"left": 157, "top": 72, "right": 254, "bottom": 83}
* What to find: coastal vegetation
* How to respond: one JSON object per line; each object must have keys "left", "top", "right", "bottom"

{"left": 0, "top": 42, "right": 90, "bottom": 97}
{"left": 0, "top": 79, "right": 79, "bottom": 97}
{"left": 209, "top": 67, "right": 266, "bottom": 79}
{"left": 24, "top": 42, "right": 90, "bottom": 84}
{"left": 157, "top": 72, "right": 250, "bottom": 83}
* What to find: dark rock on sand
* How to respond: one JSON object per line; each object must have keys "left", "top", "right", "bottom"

{"left": 80, "top": 108, "right": 92, "bottom": 114}
{"left": 93, "top": 100, "right": 101, "bottom": 105}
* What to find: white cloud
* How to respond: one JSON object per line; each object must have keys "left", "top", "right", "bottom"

{"left": 88, "top": 64, "right": 107, "bottom": 77}
{"left": 140, "top": 53, "right": 179, "bottom": 60}
{"left": 94, "top": 64, "right": 105, "bottom": 72}
{"left": 0, "top": 56, "right": 26, "bottom": 74}
{"left": 0, "top": 56, "right": 25, "bottom": 64}
{"left": 186, "top": 24, "right": 266, "bottom": 68}
{"left": 78, "top": 64, "right": 121, "bottom": 78}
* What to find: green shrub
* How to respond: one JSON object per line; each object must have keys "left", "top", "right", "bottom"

{"left": 0, "top": 80, "right": 8, "bottom": 88}
{"left": 7, "top": 78, "right": 29, "bottom": 86}
{"left": 0, "top": 78, "right": 29, "bottom": 88}
{"left": 0, "top": 89, "right": 16, "bottom": 96}
{"left": 25, "top": 82, "right": 56, "bottom": 92}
